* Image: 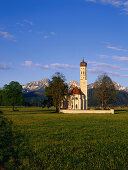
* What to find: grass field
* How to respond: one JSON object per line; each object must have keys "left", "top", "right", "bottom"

{"left": 1, "top": 107, "right": 128, "bottom": 169}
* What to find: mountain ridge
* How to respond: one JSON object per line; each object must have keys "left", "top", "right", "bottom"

{"left": 22, "top": 78, "right": 128, "bottom": 93}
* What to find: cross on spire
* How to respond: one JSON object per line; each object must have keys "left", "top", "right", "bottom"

{"left": 83, "top": 57, "right": 84, "bottom": 62}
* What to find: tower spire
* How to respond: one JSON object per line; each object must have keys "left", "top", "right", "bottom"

{"left": 80, "top": 56, "right": 88, "bottom": 109}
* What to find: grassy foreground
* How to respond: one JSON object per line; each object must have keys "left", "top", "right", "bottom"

{"left": 1, "top": 107, "right": 128, "bottom": 169}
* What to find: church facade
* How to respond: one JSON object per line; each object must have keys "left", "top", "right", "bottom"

{"left": 62, "top": 58, "right": 88, "bottom": 110}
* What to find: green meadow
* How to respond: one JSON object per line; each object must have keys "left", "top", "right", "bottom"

{"left": 1, "top": 107, "right": 128, "bottom": 169}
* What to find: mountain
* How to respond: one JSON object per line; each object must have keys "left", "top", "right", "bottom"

{"left": 22, "top": 78, "right": 128, "bottom": 106}
{"left": 22, "top": 78, "right": 49, "bottom": 93}
{"left": 22, "top": 79, "right": 80, "bottom": 93}
{"left": 87, "top": 81, "right": 128, "bottom": 107}
{"left": 22, "top": 78, "right": 128, "bottom": 93}
{"left": 87, "top": 81, "right": 127, "bottom": 91}
{"left": 113, "top": 82, "right": 126, "bottom": 91}
{"left": 22, "top": 78, "right": 49, "bottom": 106}
{"left": 125, "top": 86, "right": 128, "bottom": 92}
{"left": 68, "top": 80, "right": 80, "bottom": 91}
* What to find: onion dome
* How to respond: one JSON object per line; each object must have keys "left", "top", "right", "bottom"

{"left": 80, "top": 57, "right": 87, "bottom": 67}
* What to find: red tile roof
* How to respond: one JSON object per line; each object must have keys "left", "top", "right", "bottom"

{"left": 71, "top": 87, "right": 84, "bottom": 95}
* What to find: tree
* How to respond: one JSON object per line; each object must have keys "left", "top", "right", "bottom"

{"left": 42, "top": 96, "right": 53, "bottom": 108}
{"left": 45, "top": 72, "right": 68, "bottom": 112}
{"left": 0, "top": 89, "right": 3, "bottom": 106}
{"left": 3, "top": 81, "right": 24, "bottom": 111}
{"left": 93, "top": 74, "right": 116, "bottom": 109}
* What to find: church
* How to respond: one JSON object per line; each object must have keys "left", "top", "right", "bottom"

{"left": 62, "top": 58, "right": 88, "bottom": 110}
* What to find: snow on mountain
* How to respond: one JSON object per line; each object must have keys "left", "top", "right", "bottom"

{"left": 22, "top": 78, "right": 128, "bottom": 93}
{"left": 68, "top": 80, "right": 80, "bottom": 91}
{"left": 22, "top": 78, "right": 49, "bottom": 93}
{"left": 113, "top": 81, "right": 125, "bottom": 91}
{"left": 87, "top": 81, "right": 126, "bottom": 91}
{"left": 125, "top": 86, "right": 128, "bottom": 92}
{"left": 87, "top": 83, "right": 95, "bottom": 89}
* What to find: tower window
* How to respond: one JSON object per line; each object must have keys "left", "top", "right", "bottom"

{"left": 81, "top": 72, "right": 82, "bottom": 74}
{"left": 83, "top": 71, "right": 84, "bottom": 74}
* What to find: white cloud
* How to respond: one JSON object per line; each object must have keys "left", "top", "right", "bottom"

{"left": 101, "top": 0, "right": 122, "bottom": 7}
{"left": 99, "top": 54, "right": 128, "bottom": 61}
{"left": 88, "top": 61, "right": 120, "bottom": 69}
{"left": 85, "top": 0, "right": 122, "bottom": 7}
{"left": 107, "top": 45, "right": 128, "bottom": 52}
{"left": 0, "top": 31, "right": 16, "bottom": 41}
{"left": 24, "top": 61, "right": 33, "bottom": 67}
{"left": 120, "top": 67, "right": 128, "bottom": 70}
{"left": 43, "top": 35, "right": 49, "bottom": 39}
{"left": 23, "top": 61, "right": 78, "bottom": 70}
{"left": 43, "top": 32, "right": 55, "bottom": 39}
{"left": 85, "top": 0, "right": 128, "bottom": 13}
{"left": 98, "top": 55, "right": 128, "bottom": 70}
{"left": 0, "top": 62, "right": 11, "bottom": 70}
{"left": 16, "top": 22, "right": 24, "bottom": 27}
{"left": 39, "top": 64, "right": 49, "bottom": 69}
{"left": 28, "top": 29, "right": 32, "bottom": 33}
{"left": 99, "top": 54, "right": 110, "bottom": 58}
{"left": 112, "top": 56, "right": 128, "bottom": 61}
{"left": 120, "top": 74, "right": 128, "bottom": 77}
{"left": 43, "top": 65, "right": 49, "bottom": 69}
{"left": 23, "top": 61, "right": 49, "bottom": 69}
{"left": 50, "top": 32, "right": 55, "bottom": 35}
{"left": 51, "top": 63, "right": 78, "bottom": 69}
{"left": 24, "top": 19, "right": 33, "bottom": 25}
{"left": 88, "top": 67, "right": 128, "bottom": 77}
{"left": 24, "top": 61, "right": 41, "bottom": 67}
{"left": 86, "top": 0, "right": 96, "bottom": 2}
{"left": 88, "top": 68, "right": 105, "bottom": 74}
{"left": 16, "top": 20, "right": 33, "bottom": 28}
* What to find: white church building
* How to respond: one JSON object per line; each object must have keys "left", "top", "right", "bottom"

{"left": 62, "top": 58, "right": 88, "bottom": 110}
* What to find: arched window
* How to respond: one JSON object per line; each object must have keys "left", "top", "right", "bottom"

{"left": 76, "top": 104, "right": 77, "bottom": 109}
{"left": 83, "top": 71, "right": 84, "bottom": 74}
{"left": 81, "top": 71, "right": 82, "bottom": 74}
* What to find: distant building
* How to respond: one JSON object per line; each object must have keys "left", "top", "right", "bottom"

{"left": 62, "top": 58, "right": 88, "bottom": 110}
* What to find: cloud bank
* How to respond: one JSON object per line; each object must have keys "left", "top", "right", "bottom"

{"left": 85, "top": 0, "right": 128, "bottom": 14}
{"left": 88, "top": 68, "right": 128, "bottom": 77}
{"left": 23, "top": 61, "right": 78, "bottom": 70}
{"left": 0, "top": 31, "right": 16, "bottom": 41}
{"left": 23, "top": 60, "right": 128, "bottom": 78}
{"left": 0, "top": 62, "right": 11, "bottom": 70}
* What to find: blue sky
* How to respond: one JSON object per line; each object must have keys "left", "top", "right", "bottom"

{"left": 0, "top": 0, "right": 128, "bottom": 87}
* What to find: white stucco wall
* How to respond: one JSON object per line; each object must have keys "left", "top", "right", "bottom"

{"left": 80, "top": 66, "right": 88, "bottom": 109}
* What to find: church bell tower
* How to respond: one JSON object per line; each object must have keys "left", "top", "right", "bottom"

{"left": 80, "top": 57, "right": 88, "bottom": 109}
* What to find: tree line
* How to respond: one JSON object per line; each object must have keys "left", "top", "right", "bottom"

{"left": 0, "top": 72, "right": 117, "bottom": 112}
